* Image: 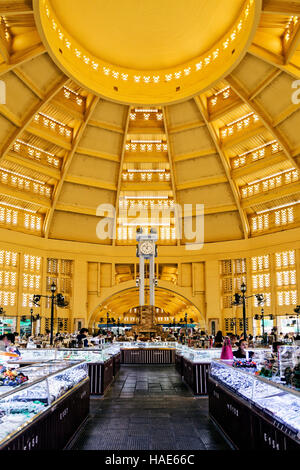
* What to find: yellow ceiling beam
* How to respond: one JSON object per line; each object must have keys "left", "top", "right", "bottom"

{"left": 168, "top": 120, "right": 206, "bottom": 134}
{"left": 273, "top": 102, "right": 300, "bottom": 127}
{"left": 64, "top": 174, "right": 117, "bottom": 191}
{"left": 176, "top": 175, "right": 227, "bottom": 190}
{"left": 173, "top": 148, "right": 216, "bottom": 162}
{"left": 51, "top": 96, "right": 84, "bottom": 121}
{"left": 204, "top": 204, "right": 237, "bottom": 215}
{"left": 262, "top": 0, "right": 300, "bottom": 15}
{"left": 194, "top": 95, "right": 250, "bottom": 239}
{"left": 124, "top": 153, "right": 169, "bottom": 163}
{"left": 76, "top": 147, "right": 120, "bottom": 163}
{"left": 121, "top": 182, "right": 171, "bottom": 192}
{"left": 163, "top": 106, "right": 181, "bottom": 247}
{"left": 0, "top": 43, "right": 46, "bottom": 77}
{"left": 112, "top": 106, "right": 131, "bottom": 247}
{"left": 231, "top": 151, "right": 286, "bottom": 179}
{"left": 249, "top": 43, "right": 300, "bottom": 79}
{"left": 221, "top": 123, "right": 266, "bottom": 150}
{"left": 5, "top": 151, "right": 61, "bottom": 179}
{"left": 225, "top": 74, "right": 299, "bottom": 171}
{"left": 241, "top": 181, "right": 300, "bottom": 209}
{"left": 177, "top": 203, "right": 237, "bottom": 217}
{"left": 284, "top": 23, "right": 300, "bottom": 65}
{"left": 12, "top": 68, "right": 44, "bottom": 100}
{"left": 208, "top": 96, "right": 242, "bottom": 122}
{"left": 249, "top": 69, "right": 282, "bottom": 101}
{"left": 0, "top": 104, "right": 22, "bottom": 127}
{"left": 0, "top": 75, "right": 69, "bottom": 164}
{"left": 26, "top": 125, "right": 72, "bottom": 151}
{"left": 0, "top": 183, "right": 51, "bottom": 208}
{"left": 128, "top": 127, "right": 165, "bottom": 135}
{"left": 44, "top": 94, "right": 100, "bottom": 238}
{"left": 88, "top": 119, "right": 124, "bottom": 134}
{"left": 54, "top": 203, "right": 97, "bottom": 217}
{"left": 0, "top": 1, "right": 33, "bottom": 16}
{"left": 0, "top": 26, "right": 10, "bottom": 63}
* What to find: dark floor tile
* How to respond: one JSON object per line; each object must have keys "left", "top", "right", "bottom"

{"left": 71, "top": 365, "right": 229, "bottom": 451}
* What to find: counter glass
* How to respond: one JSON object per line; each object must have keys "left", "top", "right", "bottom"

{"left": 210, "top": 360, "right": 300, "bottom": 438}
{"left": 0, "top": 360, "right": 88, "bottom": 447}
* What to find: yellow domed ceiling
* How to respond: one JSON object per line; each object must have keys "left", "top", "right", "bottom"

{"left": 34, "top": 0, "right": 260, "bottom": 104}
{"left": 0, "top": 0, "right": 300, "bottom": 248}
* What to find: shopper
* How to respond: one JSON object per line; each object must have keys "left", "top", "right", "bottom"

{"left": 213, "top": 330, "right": 223, "bottom": 348}
{"left": 76, "top": 328, "right": 89, "bottom": 347}
{"left": 233, "top": 339, "right": 254, "bottom": 359}
{"left": 0, "top": 333, "right": 21, "bottom": 356}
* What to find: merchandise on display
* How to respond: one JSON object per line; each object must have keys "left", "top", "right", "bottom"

{"left": 0, "top": 360, "right": 88, "bottom": 447}
{"left": 210, "top": 360, "right": 300, "bottom": 437}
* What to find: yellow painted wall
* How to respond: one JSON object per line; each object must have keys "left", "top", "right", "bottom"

{"left": 1, "top": 225, "right": 300, "bottom": 333}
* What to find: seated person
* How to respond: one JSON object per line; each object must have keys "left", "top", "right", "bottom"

{"left": 233, "top": 339, "right": 254, "bottom": 360}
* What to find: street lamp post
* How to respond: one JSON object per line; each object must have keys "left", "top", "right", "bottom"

{"left": 232, "top": 283, "right": 264, "bottom": 340}
{"left": 254, "top": 309, "right": 273, "bottom": 343}
{"left": 50, "top": 282, "right": 57, "bottom": 346}
{"left": 240, "top": 282, "right": 247, "bottom": 340}
{"left": 32, "top": 282, "right": 68, "bottom": 346}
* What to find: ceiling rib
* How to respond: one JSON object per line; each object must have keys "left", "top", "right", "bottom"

{"left": 0, "top": 44, "right": 46, "bottom": 77}
{"left": 0, "top": 75, "right": 69, "bottom": 164}
{"left": 44, "top": 94, "right": 100, "bottom": 238}
{"left": 194, "top": 95, "right": 250, "bottom": 239}
{"left": 0, "top": 1, "right": 33, "bottom": 16}
{"left": 112, "top": 107, "right": 131, "bottom": 247}
{"left": 225, "top": 74, "right": 300, "bottom": 171}
{"left": 163, "top": 106, "right": 180, "bottom": 246}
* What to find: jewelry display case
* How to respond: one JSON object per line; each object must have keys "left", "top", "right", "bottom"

{"left": 208, "top": 360, "right": 300, "bottom": 450}
{"left": 175, "top": 348, "right": 222, "bottom": 395}
{"left": 0, "top": 360, "right": 89, "bottom": 450}
{"left": 9, "top": 347, "right": 121, "bottom": 396}
{"left": 278, "top": 345, "right": 300, "bottom": 381}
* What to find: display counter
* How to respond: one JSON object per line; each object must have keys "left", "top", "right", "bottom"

{"left": 176, "top": 348, "right": 222, "bottom": 395}
{"left": 8, "top": 347, "right": 121, "bottom": 396}
{"left": 208, "top": 360, "right": 300, "bottom": 450}
{"left": 0, "top": 360, "right": 90, "bottom": 450}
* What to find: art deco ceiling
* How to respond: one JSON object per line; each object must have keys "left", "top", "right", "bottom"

{"left": 0, "top": 0, "right": 300, "bottom": 247}
{"left": 90, "top": 287, "right": 201, "bottom": 325}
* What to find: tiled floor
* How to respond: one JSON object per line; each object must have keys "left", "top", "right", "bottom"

{"left": 70, "top": 365, "right": 229, "bottom": 451}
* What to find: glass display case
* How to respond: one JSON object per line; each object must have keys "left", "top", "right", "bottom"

{"left": 0, "top": 360, "right": 88, "bottom": 448}
{"left": 55, "top": 349, "right": 111, "bottom": 363}
{"left": 9, "top": 349, "right": 57, "bottom": 364}
{"left": 116, "top": 341, "right": 177, "bottom": 349}
{"left": 210, "top": 360, "right": 300, "bottom": 438}
{"left": 278, "top": 345, "right": 300, "bottom": 379}
{"left": 180, "top": 348, "right": 222, "bottom": 363}
{"left": 10, "top": 348, "right": 115, "bottom": 364}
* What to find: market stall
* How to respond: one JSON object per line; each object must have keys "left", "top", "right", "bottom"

{"left": 208, "top": 346, "right": 300, "bottom": 450}
{"left": 0, "top": 360, "right": 90, "bottom": 450}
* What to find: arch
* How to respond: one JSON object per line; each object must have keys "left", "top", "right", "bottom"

{"left": 88, "top": 283, "right": 205, "bottom": 330}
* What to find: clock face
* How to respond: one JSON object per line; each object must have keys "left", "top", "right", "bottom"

{"left": 140, "top": 241, "right": 154, "bottom": 255}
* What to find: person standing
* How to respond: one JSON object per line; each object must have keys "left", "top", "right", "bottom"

{"left": 76, "top": 328, "right": 89, "bottom": 347}
{"left": 213, "top": 330, "right": 223, "bottom": 348}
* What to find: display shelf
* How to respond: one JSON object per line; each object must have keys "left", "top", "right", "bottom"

{"left": 0, "top": 360, "right": 89, "bottom": 450}
{"left": 209, "top": 360, "right": 300, "bottom": 449}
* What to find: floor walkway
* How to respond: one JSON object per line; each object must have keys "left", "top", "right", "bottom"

{"left": 71, "top": 365, "right": 229, "bottom": 450}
